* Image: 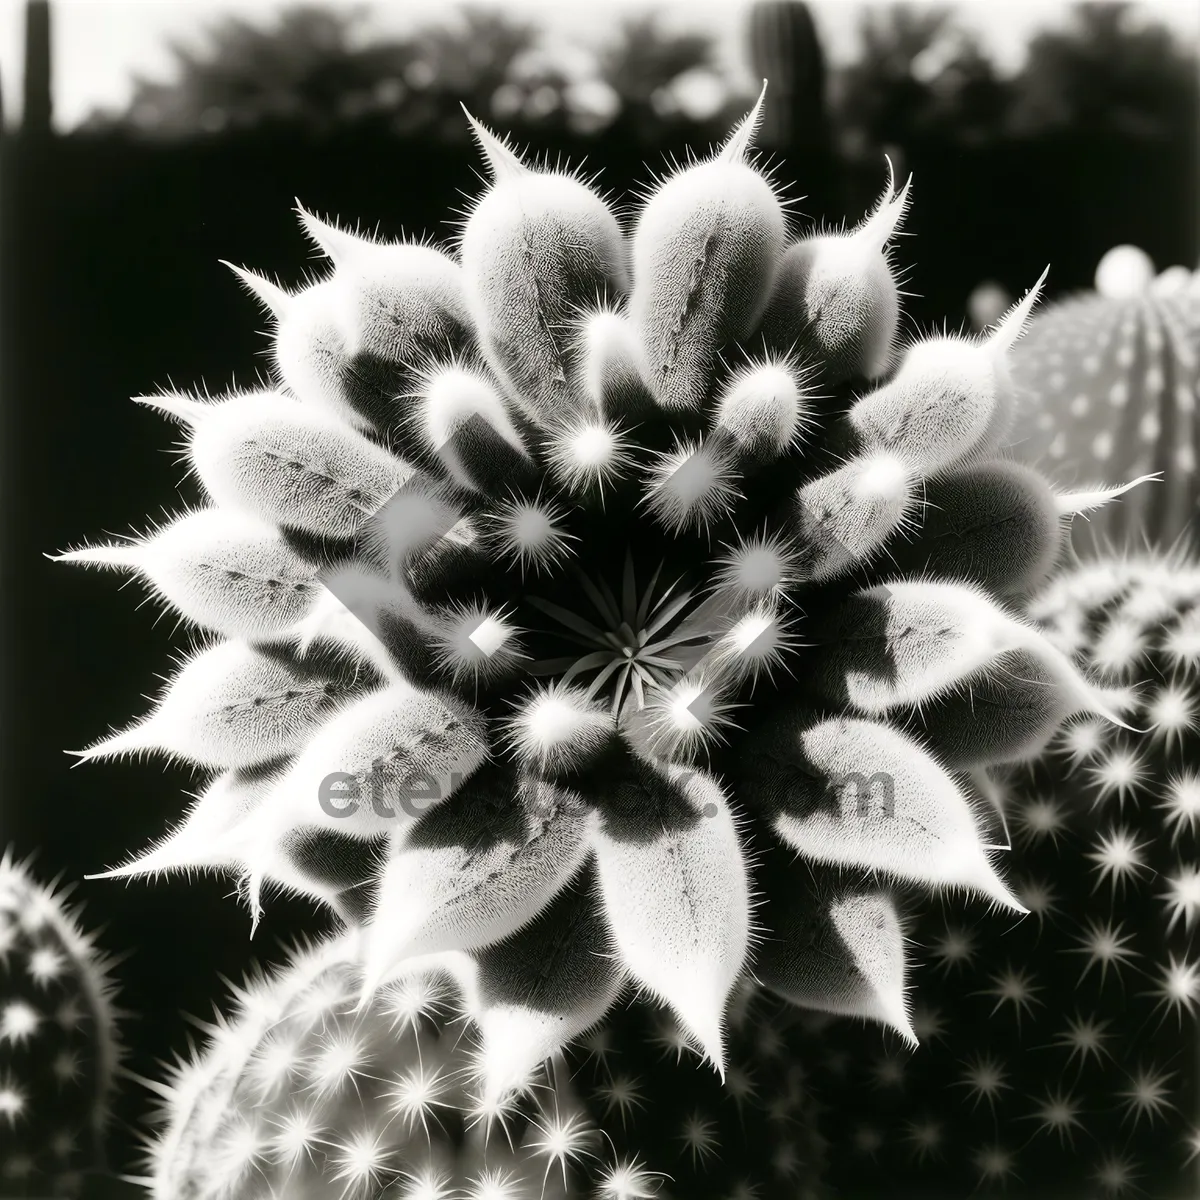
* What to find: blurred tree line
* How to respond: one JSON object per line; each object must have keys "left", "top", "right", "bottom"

{"left": 834, "top": 1, "right": 1197, "bottom": 155}
{"left": 77, "top": 2, "right": 732, "bottom": 145}
{"left": 71, "top": 0, "right": 1198, "bottom": 157}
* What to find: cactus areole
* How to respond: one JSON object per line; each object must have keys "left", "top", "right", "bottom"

{"left": 60, "top": 88, "right": 1145, "bottom": 1104}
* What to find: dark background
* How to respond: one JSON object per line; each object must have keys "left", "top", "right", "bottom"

{"left": 1, "top": 0, "right": 1198, "bottom": 1180}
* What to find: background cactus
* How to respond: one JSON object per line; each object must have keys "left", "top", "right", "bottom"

{"left": 746, "top": 1, "right": 827, "bottom": 151}
{"left": 745, "top": 2, "right": 838, "bottom": 218}
{"left": 58, "top": 92, "right": 1141, "bottom": 1121}
{"left": 967, "top": 279, "right": 1013, "bottom": 333}
{"left": 0, "top": 851, "right": 122, "bottom": 1196}
{"left": 151, "top": 931, "right": 827, "bottom": 1199}
{"left": 1007, "top": 245, "right": 1200, "bottom": 549}
{"left": 20, "top": 0, "right": 53, "bottom": 138}
{"left": 796, "top": 549, "right": 1200, "bottom": 1199}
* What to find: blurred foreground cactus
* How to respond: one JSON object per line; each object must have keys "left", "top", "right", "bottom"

{"left": 152, "top": 935, "right": 573, "bottom": 1200}
{"left": 801, "top": 549, "right": 1200, "bottom": 1197}
{"left": 152, "top": 933, "right": 827, "bottom": 1198}
{"left": 0, "top": 852, "right": 121, "bottom": 1196}
{"left": 58, "top": 90, "right": 1146, "bottom": 1128}
{"left": 1008, "top": 245, "right": 1200, "bottom": 548}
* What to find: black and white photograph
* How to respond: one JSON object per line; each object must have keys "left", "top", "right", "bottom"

{"left": 1, "top": 0, "right": 1198, "bottom": 1196}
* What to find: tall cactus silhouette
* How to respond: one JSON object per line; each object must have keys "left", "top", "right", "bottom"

{"left": 1008, "top": 247, "right": 1200, "bottom": 549}
{"left": 745, "top": 2, "right": 838, "bottom": 216}
{"left": 746, "top": 1, "right": 827, "bottom": 151}
{"left": 0, "top": 853, "right": 122, "bottom": 1196}
{"left": 21, "top": 0, "right": 52, "bottom": 137}
{"left": 57, "top": 91, "right": 1145, "bottom": 1124}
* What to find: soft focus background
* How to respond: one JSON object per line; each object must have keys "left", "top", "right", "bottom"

{"left": 0, "top": 0, "right": 1197, "bottom": 1192}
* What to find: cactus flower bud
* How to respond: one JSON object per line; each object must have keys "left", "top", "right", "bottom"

{"left": 760, "top": 159, "right": 911, "bottom": 382}
{"left": 630, "top": 84, "right": 787, "bottom": 410}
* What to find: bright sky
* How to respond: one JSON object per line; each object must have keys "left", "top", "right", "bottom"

{"left": 2, "top": 0, "right": 1198, "bottom": 130}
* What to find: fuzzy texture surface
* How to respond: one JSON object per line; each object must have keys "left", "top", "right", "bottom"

{"left": 58, "top": 93, "right": 1139, "bottom": 1105}
{"left": 150, "top": 932, "right": 827, "bottom": 1200}
{"left": 0, "top": 852, "right": 122, "bottom": 1197}
{"left": 794, "top": 550, "right": 1200, "bottom": 1199}
{"left": 1007, "top": 251, "right": 1200, "bottom": 550}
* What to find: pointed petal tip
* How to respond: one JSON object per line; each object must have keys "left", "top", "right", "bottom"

{"left": 293, "top": 203, "right": 361, "bottom": 264}
{"left": 982, "top": 868, "right": 1029, "bottom": 916}
{"left": 681, "top": 1005, "right": 729, "bottom": 1081}
{"left": 220, "top": 260, "right": 291, "bottom": 318}
{"left": 83, "top": 837, "right": 214, "bottom": 881}
{"left": 874, "top": 991, "right": 919, "bottom": 1047}
{"left": 861, "top": 158, "right": 913, "bottom": 248}
{"left": 49, "top": 544, "right": 141, "bottom": 570}
{"left": 462, "top": 106, "right": 528, "bottom": 181}
{"left": 83, "top": 862, "right": 146, "bottom": 883}
{"left": 987, "top": 264, "right": 1051, "bottom": 356}
{"left": 66, "top": 726, "right": 151, "bottom": 765}
{"left": 718, "top": 79, "right": 768, "bottom": 164}
{"left": 1099, "top": 709, "right": 1147, "bottom": 735}
{"left": 244, "top": 889, "right": 266, "bottom": 940}
{"left": 479, "top": 1059, "right": 535, "bottom": 1112}
{"left": 131, "top": 392, "right": 212, "bottom": 426}
{"left": 355, "top": 938, "right": 404, "bottom": 1009}
{"left": 1056, "top": 472, "right": 1161, "bottom": 517}
{"left": 351, "top": 981, "right": 376, "bottom": 1017}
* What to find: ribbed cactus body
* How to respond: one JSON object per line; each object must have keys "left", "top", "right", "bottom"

{"left": 61, "top": 94, "right": 1138, "bottom": 1113}
{"left": 745, "top": 1, "right": 827, "bottom": 151}
{"left": 797, "top": 551, "right": 1200, "bottom": 1198}
{"left": 0, "top": 853, "right": 120, "bottom": 1196}
{"left": 1008, "top": 250, "right": 1200, "bottom": 548}
{"left": 154, "top": 933, "right": 828, "bottom": 1199}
